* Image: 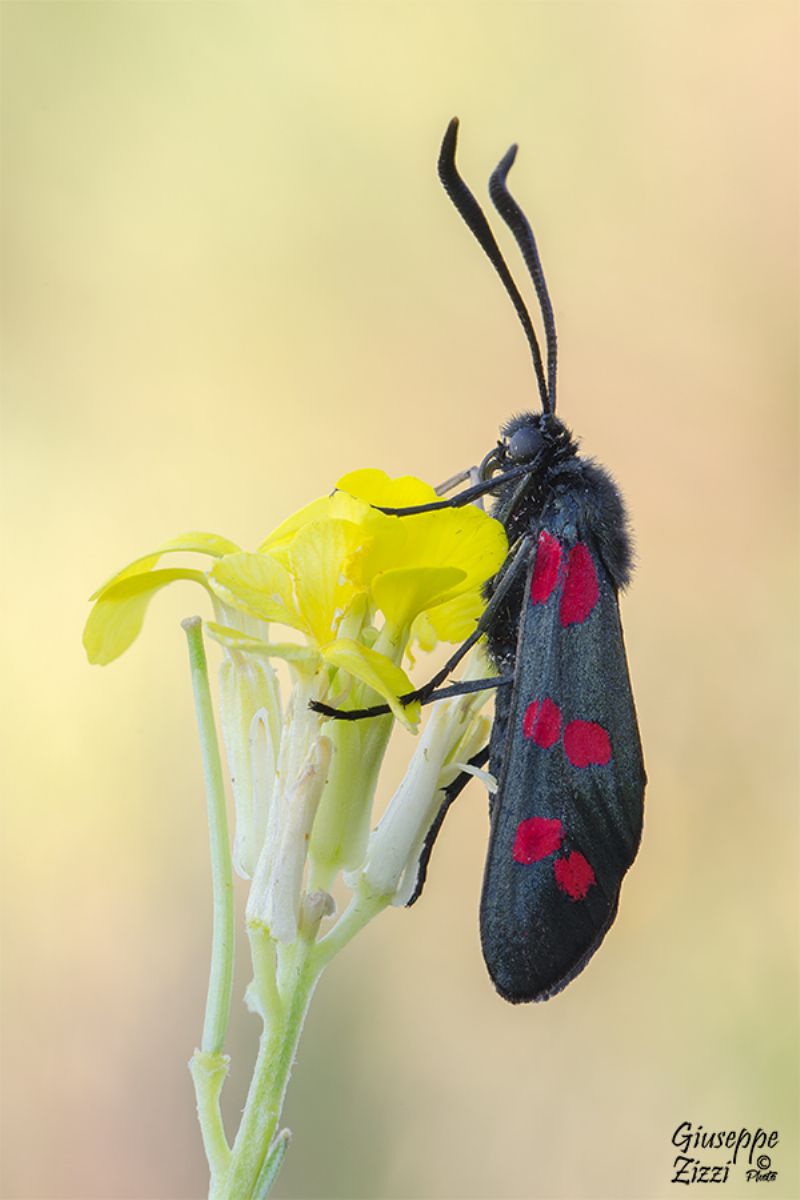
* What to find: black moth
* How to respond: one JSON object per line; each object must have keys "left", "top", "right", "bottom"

{"left": 313, "top": 117, "right": 646, "bottom": 1003}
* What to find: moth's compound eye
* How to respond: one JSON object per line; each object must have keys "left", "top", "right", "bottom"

{"left": 507, "top": 425, "right": 544, "bottom": 462}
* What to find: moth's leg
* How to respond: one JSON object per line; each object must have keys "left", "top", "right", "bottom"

{"left": 310, "top": 536, "right": 532, "bottom": 721}
{"left": 411, "top": 674, "right": 512, "bottom": 705}
{"left": 375, "top": 463, "right": 532, "bottom": 516}
{"left": 406, "top": 744, "right": 491, "bottom": 906}
{"left": 310, "top": 674, "right": 513, "bottom": 722}
{"left": 435, "top": 465, "right": 485, "bottom": 509}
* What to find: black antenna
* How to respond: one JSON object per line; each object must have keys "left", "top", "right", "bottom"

{"left": 438, "top": 118, "right": 551, "bottom": 414}
{"left": 489, "top": 144, "right": 558, "bottom": 411}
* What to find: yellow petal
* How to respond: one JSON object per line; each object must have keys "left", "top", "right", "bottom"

{"left": 288, "top": 519, "right": 366, "bottom": 646}
{"left": 372, "top": 566, "right": 466, "bottom": 631}
{"left": 90, "top": 532, "right": 241, "bottom": 600}
{"left": 398, "top": 506, "right": 507, "bottom": 596}
{"left": 405, "top": 612, "right": 435, "bottom": 664}
{"left": 352, "top": 492, "right": 506, "bottom": 615}
{"left": 257, "top": 497, "right": 333, "bottom": 554}
{"left": 336, "top": 468, "right": 437, "bottom": 509}
{"left": 413, "top": 590, "right": 486, "bottom": 645}
{"left": 258, "top": 491, "right": 377, "bottom": 554}
{"left": 205, "top": 622, "right": 319, "bottom": 665}
{"left": 209, "top": 553, "right": 303, "bottom": 631}
{"left": 321, "top": 638, "right": 420, "bottom": 729}
{"left": 83, "top": 568, "right": 208, "bottom": 664}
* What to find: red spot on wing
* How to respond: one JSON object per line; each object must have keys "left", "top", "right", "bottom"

{"left": 559, "top": 543, "right": 599, "bottom": 626}
{"left": 523, "top": 697, "right": 562, "bottom": 748}
{"left": 563, "top": 720, "right": 611, "bottom": 767}
{"left": 513, "top": 817, "right": 563, "bottom": 864}
{"left": 554, "top": 851, "right": 596, "bottom": 900}
{"left": 530, "top": 530, "right": 562, "bottom": 604}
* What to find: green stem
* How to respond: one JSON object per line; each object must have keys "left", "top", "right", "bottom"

{"left": 248, "top": 921, "right": 283, "bottom": 1031}
{"left": 219, "top": 935, "right": 321, "bottom": 1197}
{"left": 189, "top": 1050, "right": 231, "bottom": 1179}
{"left": 313, "top": 884, "right": 390, "bottom": 972}
{"left": 183, "top": 617, "right": 235, "bottom": 1056}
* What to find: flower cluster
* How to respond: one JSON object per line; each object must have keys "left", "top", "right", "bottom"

{"left": 83, "top": 467, "right": 506, "bottom": 1196}
{"left": 84, "top": 468, "right": 505, "bottom": 924}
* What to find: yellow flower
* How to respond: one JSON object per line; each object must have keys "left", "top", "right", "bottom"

{"left": 84, "top": 469, "right": 507, "bottom": 959}
{"left": 83, "top": 471, "right": 507, "bottom": 725}
{"left": 334, "top": 469, "right": 508, "bottom": 644}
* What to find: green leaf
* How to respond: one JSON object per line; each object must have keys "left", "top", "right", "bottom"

{"left": 253, "top": 1129, "right": 291, "bottom": 1198}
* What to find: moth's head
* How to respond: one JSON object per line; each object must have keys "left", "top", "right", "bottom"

{"left": 500, "top": 411, "right": 569, "bottom": 465}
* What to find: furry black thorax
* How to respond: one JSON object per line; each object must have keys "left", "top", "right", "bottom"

{"left": 488, "top": 411, "right": 632, "bottom": 591}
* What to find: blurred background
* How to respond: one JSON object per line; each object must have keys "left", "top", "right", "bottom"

{"left": 1, "top": 3, "right": 797, "bottom": 1198}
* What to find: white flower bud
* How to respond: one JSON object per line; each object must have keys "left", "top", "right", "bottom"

{"left": 360, "top": 691, "right": 491, "bottom": 904}
{"left": 247, "top": 734, "right": 332, "bottom": 943}
{"left": 218, "top": 651, "right": 282, "bottom": 878}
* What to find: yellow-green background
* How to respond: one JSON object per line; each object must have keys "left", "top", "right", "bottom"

{"left": 1, "top": 3, "right": 796, "bottom": 1198}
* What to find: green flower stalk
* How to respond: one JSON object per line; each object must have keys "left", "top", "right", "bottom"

{"left": 83, "top": 469, "right": 506, "bottom": 1197}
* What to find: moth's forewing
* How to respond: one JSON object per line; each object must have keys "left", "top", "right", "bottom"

{"left": 481, "top": 516, "right": 645, "bottom": 1002}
